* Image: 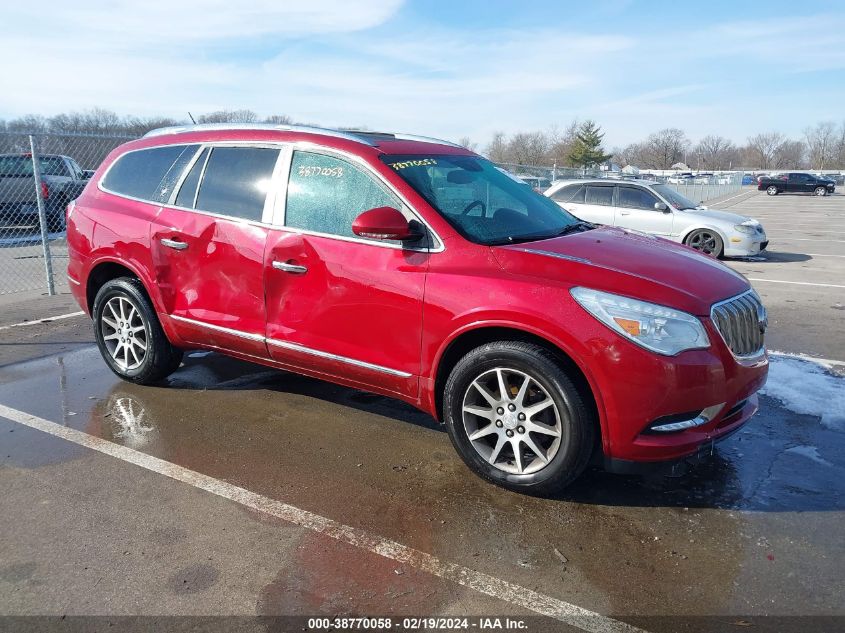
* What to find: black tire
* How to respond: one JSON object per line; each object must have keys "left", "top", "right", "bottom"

{"left": 685, "top": 228, "right": 724, "bottom": 258}
{"left": 92, "top": 277, "right": 183, "bottom": 384}
{"left": 814, "top": 186, "right": 827, "bottom": 197}
{"left": 766, "top": 186, "right": 778, "bottom": 196}
{"left": 443, "top": 341, "right": 595, "bottom": 495}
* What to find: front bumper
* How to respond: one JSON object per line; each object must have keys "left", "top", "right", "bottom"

{"left": 724, "top": 230, "right": 768, "bottom": 257}
{"left": 585, "top": 318, "right": 768, "bottom": 465}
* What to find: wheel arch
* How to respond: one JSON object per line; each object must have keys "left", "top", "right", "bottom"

{"left": 431, "top": 324, "right": 603, "bottom": 449}
{"left": 85, "top": 257, "right": 163, "bottom": 316}
{"left": 86, "top": 260, "right": 141, "bottom": 314}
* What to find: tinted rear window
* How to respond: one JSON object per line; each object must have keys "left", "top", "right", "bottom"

{"left": 102, "top": 145, "right": 191, "bottom": 202}
{"left": 585, "top": 186, "right": 613, "bottom": 206}
{"left": 194, "top": 147, "right": 279, "bottom": 221}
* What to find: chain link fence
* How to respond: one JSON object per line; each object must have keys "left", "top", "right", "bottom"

{"left": 0, "top": 131, "right": 137, "bottom": 295}
{"left": 494, "top": 161, "right": 746, "bottom": 202}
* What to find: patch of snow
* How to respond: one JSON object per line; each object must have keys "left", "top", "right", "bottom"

{"left": 761, "top": 356, "right": 845, "bottom": 430}
{"left": 784, "top": 445, "right": 832, "bottom": 467}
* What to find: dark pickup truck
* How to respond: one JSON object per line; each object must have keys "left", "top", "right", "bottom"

{"left": 758, "top": 172, "right": 836, "bottom": 196}
{"left": 0, "top": 153, "right": 89, "bottom": 232}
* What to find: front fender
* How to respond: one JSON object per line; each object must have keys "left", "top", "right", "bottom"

{"left": 424, "top": 311, "right": 610, "bottom": 451}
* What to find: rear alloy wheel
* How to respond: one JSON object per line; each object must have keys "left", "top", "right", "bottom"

{"left": 93, "top": 278, "right": 183, "bottom": 384}
{"left": 766, "top": 186, "right": 778, "bottom": 196}
{"left": 685, "top": 229, "right": 724, "bottom": 258}
{"left": 814, "top": 186, "right": 827, "bottom": 196}
{"left": 443, "top": 341, "right": 594, "bottom": 494}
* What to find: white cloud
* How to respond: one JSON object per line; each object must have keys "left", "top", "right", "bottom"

{"left": 0, "top": 10, "right": 633, "bottom": 143}
{"left": 3, "top": 4, "right": 844, "bottom": 149}
{"left": 693, "top": 14, "right": 845, "bottom": 73}
{"left": 6, "top": 0, "right": 405, "bottom": 41}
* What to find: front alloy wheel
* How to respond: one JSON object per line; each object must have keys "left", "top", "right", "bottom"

{"left": 686, "top": 229, "right": 724, "bottom": 257}
{"left": 814, "top": 186, "right": 827, "bottom": 196}
{"left": 443, "top": 341, "right": 594, "bottom": 494}
{"left": 462, "top": 367, "right": 562, "bottom": 475}
{"left": 766, "top": 186, "right": 778, "bottom": 196}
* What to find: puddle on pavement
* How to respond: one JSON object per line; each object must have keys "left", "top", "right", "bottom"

{"left": 0, "top": 346, "right": 843, "bottom": 616}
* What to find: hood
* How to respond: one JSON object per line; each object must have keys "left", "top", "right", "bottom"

{"left": 493, "top": 226, "right": 750, "bottom": 316}
{"left": 683, "top": 207, "right": 756, "bottom": 225}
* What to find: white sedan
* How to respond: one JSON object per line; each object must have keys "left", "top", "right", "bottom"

{"left": 545, "top": 179, "right": 768, "bottom": 258}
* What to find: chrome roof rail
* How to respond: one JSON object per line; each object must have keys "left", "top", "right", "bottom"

{"left": 390, "top": 133, "right": 465, "bottom": 148}
{"left": 142, "top": 123, "right": 378, "bottom": 146}
{"left": 143, "top": 124, "right": 466, "bottom": 149}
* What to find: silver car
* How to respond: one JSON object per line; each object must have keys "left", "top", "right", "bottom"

{"left": 545, "top": 179, "right": 768, "bottom": 258}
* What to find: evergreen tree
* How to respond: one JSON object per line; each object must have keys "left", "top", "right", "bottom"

{"left": 567, "top": 120, "right": 612, "bottom": 168}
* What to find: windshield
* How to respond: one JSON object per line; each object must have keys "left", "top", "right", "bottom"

{"left": 652, "top": 184, "right": 698, "bottom": 210}
{"left": 381, "top": 154, "right": 582, "bottom": 245}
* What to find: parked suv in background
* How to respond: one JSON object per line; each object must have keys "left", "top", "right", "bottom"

{"left": 0, "top": 153, "right": 89, "bottom": 232}
{"left": 67, "top": 124, "right": 768, "bottom": 493}
{"left": 546, "top": 179, "right": 768, "bottom": 258}
{"left": 758, "top": 172, "right": 835, "bottom": 196}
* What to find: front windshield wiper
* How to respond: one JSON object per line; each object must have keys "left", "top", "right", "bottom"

{"left": 553, "top": 221, "right": 595, "bottom": 236}
{"left": 487, "top": 222, "right": 595, "bottom": 246}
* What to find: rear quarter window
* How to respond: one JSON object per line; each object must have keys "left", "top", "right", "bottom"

{"left": 552, "top": 184, "right": 585, "bottom": 203}
{"left": 102, "top": 145, "right": 193, "bottom": 202}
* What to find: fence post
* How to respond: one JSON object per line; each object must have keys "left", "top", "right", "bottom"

{"left": 29, "top": 135, "right": 56, "bottom": 296}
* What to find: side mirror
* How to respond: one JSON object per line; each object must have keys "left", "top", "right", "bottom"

{"left": 654, "top": 202, "right": 669, "bottom": 212}
{"left": 352, "top": 206, "right": 423, "bottom": 242}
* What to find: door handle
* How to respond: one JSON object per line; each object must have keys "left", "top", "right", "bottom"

{"left": 160, "top": 238, "right": 188, "bottom": 250}
{"left": 272, "top": 260, "right": 308, "bottom": 274}
{"left": 619, "top": 210, "right": 631, "bottom": 216}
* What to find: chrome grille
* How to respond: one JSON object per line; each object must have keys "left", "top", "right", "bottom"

{"left": 711, "top": 291, "right": 766, "bottom": 357}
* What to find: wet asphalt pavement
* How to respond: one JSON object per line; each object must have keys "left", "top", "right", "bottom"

{"left": 1, "top": 191, "right": 843, "bottom": 632}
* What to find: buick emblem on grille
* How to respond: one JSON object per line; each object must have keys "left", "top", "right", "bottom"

{"left": 757, "top": 302, "right": 768, "bottom": 333}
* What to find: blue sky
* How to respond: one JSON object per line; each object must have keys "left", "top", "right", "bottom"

{"left": 3, "top": 0, "right": 844, "bottom": 147}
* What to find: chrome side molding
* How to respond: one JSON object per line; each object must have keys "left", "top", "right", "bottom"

{"left": 171, "top": 315, "right": 412, "bottom": 378}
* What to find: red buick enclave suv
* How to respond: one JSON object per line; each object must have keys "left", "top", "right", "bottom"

{"left": 66, "top": 124, "right": 768, "bottom": 493}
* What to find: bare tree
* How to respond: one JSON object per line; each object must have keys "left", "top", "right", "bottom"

{"left": 485, "top": 132, "right": 508, "bottom": 162}
{"left": 504, "top": 132, "right": 549, "bottom": 165}
{"left": 264, "top": 114, "right": 293, "bottom": 125}
{"left": 608, "top": 146, "right": 628, "bottom": 167}
{"left": 124, "top": 116, "right": 183, "bottom": 136}
{"left": 834, "top": 122, "right": 845, "bottom": 168}
{"left": 773, "top": 140, "right": 806, "bottom": 169}
{"left": 197, "top": 109, "right": 258, "bottom": 124}
{"left": 745, "top": 132, "right": 786, "bottom": 169}
{"left": 457, "top": 136, "right": 478, "bottom": 151}
{"left": 625, "top": 128, "right": 689, "bottom": 169}
{"left": 695, "top": 135, "right": 737, "bottom": 170}
{"left": 804, "top": 121, "right": 837, "bottom": 170}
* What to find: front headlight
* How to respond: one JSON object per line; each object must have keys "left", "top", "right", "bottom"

{"left": 570, "top": 287, "right": 710, "bottom": 355}
{"left": 734, "top": 224, "right": 755, "bottom": 235}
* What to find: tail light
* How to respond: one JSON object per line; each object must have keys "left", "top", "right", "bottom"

{"left": 40, "top": 181, "right": 49, "bottom": 199}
